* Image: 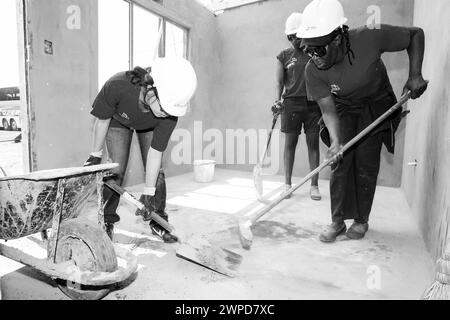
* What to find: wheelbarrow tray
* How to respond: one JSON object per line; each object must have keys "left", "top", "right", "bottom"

{"left": 0, "top": 163, "right": 138, "bottom": 289}
{"left": 0, "top": 164, "right": 118, "bottom": 240}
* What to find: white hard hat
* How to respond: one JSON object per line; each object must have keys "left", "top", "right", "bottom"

{"left": 296, "top": 0, "right": 347, "bottom": 39}
{"left": 150, "top": 57, "right": 197, "bottom": 117}
{"left": 285, "top": 12, "right": 303, "bottom": 35}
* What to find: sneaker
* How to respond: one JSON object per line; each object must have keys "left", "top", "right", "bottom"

{"left": 346, "top": 221, "right": 369, "bottom": 240}
{"left": 310, "top": 186, "right": 321, "bottom": 201}
{"left": 105, "top": 222, "right": 114, "bottom": 241}
{"left": 150, "top": 224, "right": 178, "bottom": 243}
{"left": 319, "top": 222, "right": 346, "bottom": 243}
{"left": 284, "top": 184, "right": 292, "bottom": 199}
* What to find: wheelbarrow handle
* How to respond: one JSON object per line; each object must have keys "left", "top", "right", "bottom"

{"left": 104, "top": 181, "right": 174, "bottom": 233}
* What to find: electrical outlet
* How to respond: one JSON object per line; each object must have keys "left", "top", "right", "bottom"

{"left": 44, "top": 40, "right": 53, "bottom": 55}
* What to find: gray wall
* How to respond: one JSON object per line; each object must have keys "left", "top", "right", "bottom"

{"left": 402, "top": 0, "right": 450, "bottom": 260}
{"left": 26, "top": 0, "right": 414, "bottom": 189}
{"left": 26, "top": 0, "right": 98, "bottom": 171}
{"left": 210, "top": 0, "right": 414, "bottom": 187}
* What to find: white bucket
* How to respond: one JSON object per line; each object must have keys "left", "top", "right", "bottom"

{"left": 193, "top": 159, "right": 216, "bottom": 183}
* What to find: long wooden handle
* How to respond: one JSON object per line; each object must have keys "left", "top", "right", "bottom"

{"left": 258, "top": 113, "right": 279, "bottom": 166}
{"left": 104, "top": 181, "right": 174, "bottom": 232}
{"left": 339, "top": 91, "right": 411, "bottom": 155}
{"left": 249, "top": 92, "right": 412, "bottom": 225}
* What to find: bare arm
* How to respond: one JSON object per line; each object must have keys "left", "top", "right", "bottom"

{"left": 404, "top": 27, "right": 427, "bottom": 98}
{"left": 379, "top": 25, "right": 427, "bottom": 99}
{"left": 145, "top": 147, "right": 163, "bottom": 189}
{"left": 275, "top": 59, "right": 285, "bottom": 101}
{"left": 91, "top": 118, "right": 111, "bottom": 154}
{"left": 316, "top": 95, "right": 342, "bottom": 158}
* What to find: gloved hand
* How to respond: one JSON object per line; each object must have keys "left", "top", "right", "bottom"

{"left": 135, "top": 194, "right": 157, "bottom": 221}
{"left": 84, "top": 155, "right": 102, "bottom": 166}
{"left": 271, "top": 100, "right": 283, "bottom": 116}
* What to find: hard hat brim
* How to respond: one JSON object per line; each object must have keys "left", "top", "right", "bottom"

{"left": 285, "top": 28, "right": 300, "bottom": 35}
{"left": 162, "top": 103, "right": 188, "bottom": 117}
{"left": 300, "top": 32, "right": 338, "bottom": 47}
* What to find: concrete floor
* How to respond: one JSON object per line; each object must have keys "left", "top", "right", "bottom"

{"left": 0, "top": 168, "right": 435, "bottom": 300}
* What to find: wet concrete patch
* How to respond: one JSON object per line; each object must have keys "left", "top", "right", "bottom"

{"left": 351, "top": 241, "right": 393, "bottom": 260}
{"left": 252, "top": 221, "right": 317, "bottom": 240}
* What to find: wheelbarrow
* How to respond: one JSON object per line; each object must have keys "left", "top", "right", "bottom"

{"left": 0, "top": 163, "right": 138, "bottom": 300}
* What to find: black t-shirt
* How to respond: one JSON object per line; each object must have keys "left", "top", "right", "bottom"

{"left": 305, "top": 25, "right": 410, "bottom": 105}
{"left": 277, "top": 47, "right": 309, "bottom": 99}
{"left": 91, "top": 72, "right": 177, "bottom": 152}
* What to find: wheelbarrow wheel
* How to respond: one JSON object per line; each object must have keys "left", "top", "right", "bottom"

{"left": 51, "top": 218, "right": 118, "bottom": 300}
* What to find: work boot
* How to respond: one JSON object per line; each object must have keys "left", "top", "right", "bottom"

{"left": 319, "top": 222, "right": 346, "bottom": 243}
{"left": 310, "top": 185, "right": 321, "bottom": 201}
{"left": 150, "top": 222, "right": 178, "bottom": 243}
{"left": 346, "top": 221, "right": 369, "bottom": 240}
{"left": 105, "top": 222, "right": 114, "bottom": 241}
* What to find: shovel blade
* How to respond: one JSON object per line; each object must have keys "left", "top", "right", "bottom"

{"left": 176, "top": 241, "right": 243, "bottom": 277}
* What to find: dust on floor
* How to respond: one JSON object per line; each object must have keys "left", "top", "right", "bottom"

{"left": 0, "top": 169, "right": 435, "bottom": 300}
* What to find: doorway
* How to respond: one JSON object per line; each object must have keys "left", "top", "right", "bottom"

{"left": 0, "top": 0, "right": 29, "bottom": 176}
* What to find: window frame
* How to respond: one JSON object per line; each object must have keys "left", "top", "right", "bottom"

{"left": 124, "top": 0, "right": 190, "bottom": 69}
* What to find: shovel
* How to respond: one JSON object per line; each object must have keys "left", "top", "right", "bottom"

{"left": 104, "top": 182, "right": 243, "bottom": 277}
{"left": 240, "top": 91, "right": 413, "bottom": 249}
{"left": 253, "top": 111, "right": 280, "bottom": 201}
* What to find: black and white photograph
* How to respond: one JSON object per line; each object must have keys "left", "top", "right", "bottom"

{"left": 0, "top": 0, "right": 448, "bottom": 309}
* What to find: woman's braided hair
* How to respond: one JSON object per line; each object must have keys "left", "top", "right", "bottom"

{"left": 341, "top": 25, "right": 355, "bottom": 65}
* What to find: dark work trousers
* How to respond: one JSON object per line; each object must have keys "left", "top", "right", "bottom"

{"left": 330, "top": 106, "right": 385, "bottom": 224}
{"left": 103, "top": 125, "right": 167, "bottom": 224}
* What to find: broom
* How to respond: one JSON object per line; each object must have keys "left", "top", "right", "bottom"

{"left": 422, "top": 249, "right": 450, "bottom": 300}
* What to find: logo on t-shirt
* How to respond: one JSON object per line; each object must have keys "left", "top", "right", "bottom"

{"left": 287, "top": 58, "right": 297, "bottom": 69}
{"left": 330, "top": 84, "right": 341, "bottom": 94}
{"left": 120, "top": 112, "right": 130, "bottom": 120}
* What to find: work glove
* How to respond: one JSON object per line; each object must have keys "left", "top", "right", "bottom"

{"left": 135, "top": 194, "right": 157, "bottom": 221}
{"left": 84, "top": 155, "right": 102, "bottom": 166}
{"left": 403, "top": 75, "right": 428, "bottom": 99}
{"left": 271, "top": 100, "right": 283, "bottom": 116}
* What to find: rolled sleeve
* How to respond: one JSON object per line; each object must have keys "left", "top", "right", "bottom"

{"left": 151, "top": 117, "right": 178, "bottom": 152}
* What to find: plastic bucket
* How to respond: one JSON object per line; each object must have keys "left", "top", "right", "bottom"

{"left": 193, "top": 160, "right": 216, "bottom": 183}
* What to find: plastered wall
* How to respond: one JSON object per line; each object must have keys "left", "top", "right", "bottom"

{"left": 402, "top": 0, "right": 450, "bottom": 260}
{"left": 210, "top": 0, "right": 414, "bottom": 187}
{"left": 26, "top": 0, "right": 98, "bottom": 171}
{"left": 27, "top": 0, "right": 413, "bottom": 189}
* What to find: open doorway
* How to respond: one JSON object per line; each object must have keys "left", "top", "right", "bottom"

{"left": 0, "top": 0, "right": 29, "bottom": 176}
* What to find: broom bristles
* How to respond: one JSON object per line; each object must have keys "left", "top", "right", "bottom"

{"left": 422, "top": 281, "right": 450, "bottom": 300}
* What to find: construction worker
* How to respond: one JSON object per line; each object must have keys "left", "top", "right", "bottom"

{"left": 274, "top": 12, "right": 322, "bottom": 200}
{"left": 84, "top": 57, "right": 197, "bottom": 243}
{"left": 297, "top": 0, "right": 428, "bottom": 242}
